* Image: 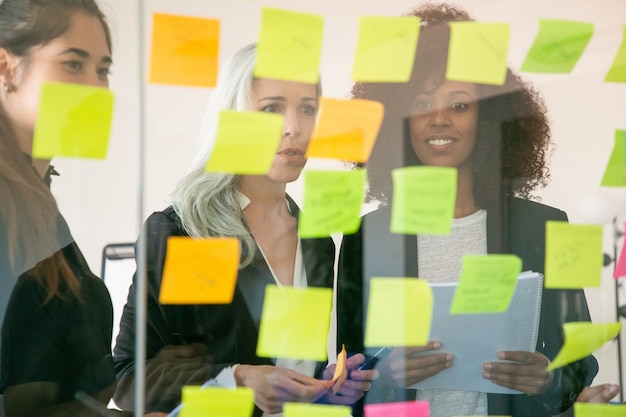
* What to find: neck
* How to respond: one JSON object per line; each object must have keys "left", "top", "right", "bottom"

{"left": 239, "top": 175, "right": 288, "bottom": 215}
{"left": 12, "top": 122, "right": 50, "bottom": 178}
{"left": 454, "top": 167, "right": 478, "bottom": 218}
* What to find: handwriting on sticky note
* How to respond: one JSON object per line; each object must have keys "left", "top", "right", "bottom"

{"left": 284, "top": 403, "right": 352, "bottom": 417}
{"left": 254, "top": 7, "right": 323, "bottom": 83}
{"left": 365, "top": 278, "right": 432, "bottom": 347}
{"left": 390, "top": 166, "right": 457, "bottom": 235}
{"left": 601, "top": 130, "right": 626, "bottom": 186}
{"left": 299, "top": 170, "right": 366, "bottom": 238}
{"left": 605, "top": 26, "right": 626, "bottom": 83}
{"left": 306, "top": 98, "right": 384, "bottom": 162}
{"left": 149, "top": 13, "right": 219, "bottom": 87}
{"left": 257, "top": 286, "right": 332, "bottom": 361}
{"left": 544, "top": 222, "right": 603, "bottom": 289}
{"left": 365, "top": 401, "right": 429, "bottom": 417}
{"left": 180, "top": 386, "right": 254, "bottom": 417}
{"left": 521, "top": 19, "right": 593, "bottom": 73}
{"left": 574, "top": 402, "right": 626, "bottom": 417}
{"left": 159, "top": 237, "right": 240, "bottom": 304}
{"left": 204, "top": 110, "right": 283, "bottom": 174}
{"left": 352, "top": 16, "right": 420, "bottom": 82}
{"left": 447, "top": 21, "right": 510, "bottom": 85}
{"left": 547, "top": 322, "right": 621, "bottom": 372}
{"left": 32, "top": 82, "right": 114, "bottom": 160}
{"left": 450, "top": 255, "right": 522, "bottom": 314}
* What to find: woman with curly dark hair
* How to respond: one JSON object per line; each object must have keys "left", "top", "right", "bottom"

{"left": 336, "top": 3, "right": 598, "bottom": 417}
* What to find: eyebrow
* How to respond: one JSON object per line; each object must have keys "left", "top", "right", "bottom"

{"left": 257, "top": 96, "right": 317, "bottom": 102}
{"left": 57, "top": 47, "right": 113, "bottom": 64}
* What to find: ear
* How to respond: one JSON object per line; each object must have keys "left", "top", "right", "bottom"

{"left": 0, "top": 47, "right": 18, "bottom": 87}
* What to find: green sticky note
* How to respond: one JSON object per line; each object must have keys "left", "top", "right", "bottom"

{"left": 257, "top": 285, "right": 332, "bottom": 361}
{"left": 605, "top": 25, "right": 626, "bottom": 83}
{"left": 547, "top": 322, "right": 621, "bottom": 372}
{"left": 299, "top": 170, "right": 366, "bottom": 238}
{"left": 352, "top": 16, "right": 420, "bottom": 82}
{"left": 450, "top": 255, "right": 523, "bottom": 314}
{"left": 391, "top": 166, "right": 457, "bottom": 235}
{"left": 544, "top": 222, "right": 603, "bottom": 289}
{"left": 180, "top": 386, "right": 255, "bottom": 417}
{"left": 32, "top": 82, "right": 114, "bottom": 159}
{"left": 574, "top": 402, "right": 626, "bottom": 417}
{"left": 521, "top": 19, "right": 593, "bottom": 73}
{"left": 284, "top": 403, "right": 352, "bottom": 417}
{"left": 205, "top": 110, "right": 283, "bottom": 174}
{"left": 364, "top": 277, "right": 433, "bottom": 347}
{"left": 254, "top": 7, "right": 323, "bottom": 83}
{"left": 601, "top": 130, "right": 626, "bottom": 186}
{"left": 447, "top": 22, "right": 510, "bottom": 85}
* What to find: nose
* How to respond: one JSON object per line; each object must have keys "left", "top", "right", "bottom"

{"left": 83, "top": 70, "right": 108, "bottom": 89}
{"left": 430, "top": 105, "right": 450, "bottom": 127}
{"left": 283, "top": 109, "right": 301, "bottom": 139}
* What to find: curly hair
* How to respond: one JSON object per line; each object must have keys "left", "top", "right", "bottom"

{"left": 353, "top": 2, "right": 552, "bottom": 208}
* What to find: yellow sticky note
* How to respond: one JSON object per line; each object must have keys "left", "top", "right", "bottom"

{"left": 601, "top": 130, "right": 626, "bottom": 186}
{"left": 521, "top": 19, "right": 593, "bottom": 73}
{"left": 391, "top": 166, "right": 457, "bottom": 235}
{"left": 284, "top": 403, "right": 351, "bottom": 417}
{"left": 364, "top": 278, "right": 432, "bottom": 347}
{"left": 352, "top": 16, "right": 420, "bottom": 82}
{"left": 447, "top": 22, "right": 510, "bottom": 85}
{"left": 180, "top": 386, "right": 254, "bottom": 417}
{"left": 254, "top": 7, "right": 324, "bottom": 83}
{"left": 547, "top": 322, "right": 621, "bottom": 372}
{"left": 159, "top": 237, "right": 240, "bottom": 304}
{"left": 257, "top": 286, "right": 332, "bottom": 361}
{"left": 32, "top": 82, "right": 114, "bottom": 159}
{"left": 450, "top": 255, "right": 522, "bottom": 314}
{"left": 149, "top": 13, "right": 219, "bottom": 87}
{"left": 544, "top": 222, "right": 603, "bottom": 289}
{"left": 299, "top": 170, "right": 366, "bottom": 238}
{"left": 307, "top": 98, "right": 384, "bottom": 162}
{"left": 605, "top": 26, "right": 626, "bottom": 83}
{"left": 574, "top": 402, "right": 626, "bottom": 417}
{"left": 205, "top": 110, "right": 283, "bottom": 174}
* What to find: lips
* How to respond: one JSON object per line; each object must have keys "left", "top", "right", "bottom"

{"left": 425, "top": 135, "right": 456, "bottom": 149}
{"left": 276, "top": 148, "right": 305, "bottom": 162}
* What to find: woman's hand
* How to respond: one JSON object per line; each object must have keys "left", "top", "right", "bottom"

{"left": 577, "top": 384, "right": 621, "bottom": 403}
{"left": 382, "top": 342, "right": 453, "bottom": 388}
{"left": 483, "top": 351, "right": 552, "bottom": 395}
{"left": 234, "top": 365, "right": 328, "bottom": 414}
{"left": 322, "top": 353, "right": 379, "bottom": 405}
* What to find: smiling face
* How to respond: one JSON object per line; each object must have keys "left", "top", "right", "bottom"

{"left": 408, "top": 79, "right": 479, "bottom": 176}
{"left": 1, "top": 10, "right": 112, "bottom": 153}
{"left": 248, "top": 78, "right": 318, "bottom": 184}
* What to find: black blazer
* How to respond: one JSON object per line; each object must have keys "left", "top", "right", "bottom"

{"left": 337, "top": 197, "right": 598, "bottom": 417}
{"left": 113, "top": 195, "right": 335, "bottom": 415}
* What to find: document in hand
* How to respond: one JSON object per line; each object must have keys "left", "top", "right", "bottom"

{"left": 410, "top": 271, "right": 543, "bottom": 394}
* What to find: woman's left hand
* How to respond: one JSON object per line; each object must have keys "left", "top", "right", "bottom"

{"left": 482, "top": 351, "right": 552, "bottom": 395}
{"left": 322, "top": 353, "right": 379, "bottom": 405}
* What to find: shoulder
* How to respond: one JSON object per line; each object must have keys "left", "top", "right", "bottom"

{"left": 509, "top": 197, "right": 568, "bottom": 222}
{"left": 144, "top": 206, "right": 187, "bottom": 239}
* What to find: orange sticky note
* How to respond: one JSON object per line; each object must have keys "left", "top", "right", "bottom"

{"left": 159, "top": 237, "right": 240, "bottom": 304}
{"left": 307, "top": 98, "right": 384, "bottom": 162}
{"left": 331, "top": 345, "right": 348, "bottom": 394}
{"left": 149, "top": 13, "right": 219, "bottom": 87}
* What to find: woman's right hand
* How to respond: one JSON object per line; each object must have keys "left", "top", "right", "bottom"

{"left": 385, "top": 342, "right": 454, "bottom": 387}
{"left": 234, "top": 365, "right": 329, "bottom": 414}
{"left": 577, "top": 384, "right": 621, "bottom": 403}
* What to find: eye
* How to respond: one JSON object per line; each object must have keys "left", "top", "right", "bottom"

{"left": 261, "top": 103, "right": 281, "bottom": 113}
{"left": 300, "top": 104, "right": 317, "bottom": 117}
{"left": 97, "top": 67, "right": 111, "bottom": 78}
{"left": 64, "top": 61, "right": 82, "bottom": 70}
{"left": 412, "top": 99, "right": 432, "bottom": 112}
{"left": 450, "top": 102, "right": 469, "bottom": 112}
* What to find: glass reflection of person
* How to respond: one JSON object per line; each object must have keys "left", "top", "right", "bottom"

{"left": 337, "top": 3, "right": 598, "bottom": 417}
{"left": 113, "top": 44, "right": 377, "bottom": 417}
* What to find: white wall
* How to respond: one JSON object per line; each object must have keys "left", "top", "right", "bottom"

{"left": 51, "top": 0, "right": 626, "bottom": 394}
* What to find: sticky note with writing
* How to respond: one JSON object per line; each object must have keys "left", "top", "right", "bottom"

{"left": 365, "top": 401, "right": 429, "bottom": 417}
{"left": 574, "top": 402, "right": 626, "bottom": 417}
{"left": 299, "top": 169, "right": 366, "bottom": 238}
{"left": 544, "top": 222, "right": 603, "bottom": 289}
{"left": 605, "top": 25, "right": 626, "bottom": 83}
{"left": 205, "top": 110, "right": 283, "bottom": 174}
{"left": 450, "top": 255, "right": 523, "bottom": 314}
{"left": 548, "top": 322, "right": 621, "bottom": 371}
{"left": 352, "top": 16, "right": 420, "bottom": 82}
{"left": 447, "top": 21, "right": 510, "bottom": 85}
{"left": 159, "top": 236, "right": 240, "bottom": 304}
{"left": 600, "top": 130, "right": 626, "bottom": 186}
{"left": 364, "top": 278, "right": 432, "bottom": 347}
{"left": 284, "top": 403, "right": 351, "bottom": 417}
{"left": 149, "top": 13, "right": 219, "bottom": 87}
{"left": 254, "top": 7, "right": 323, "bottom": 83}
{"left": 307, "top": 98, "right": 384, "bottom": 162}
{"left": 180, "top": 386, "right": 254, "bottom": 417}
{"left": 257, "top": 286, "right": 332, "bottom": 361}
{"left": 391, "top": 166, "right": 457, "bottom": 235}
{"left": 521, "top": 19, "right": 593, "bottom": 73}
{"left": 32, "top": 82, "right": 114, "bottom": 159}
